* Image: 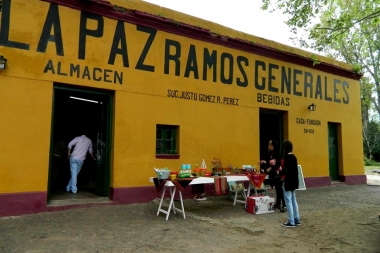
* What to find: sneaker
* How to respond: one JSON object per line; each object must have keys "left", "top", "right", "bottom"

{"left": 280, "top": 207, "right": 287, "bottom": 213}
{"left": 196, "top": 196, "right": 207, "bottom": 201}
{"left": 295, "top": 221, "right": 301, "bottom": 226}
{"left": 281, "top": 222, "right": 295, "bottom": 228}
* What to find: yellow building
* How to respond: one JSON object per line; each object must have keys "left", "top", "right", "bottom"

{"left": 0, "top": 0, "right": 365, "bottom": 216}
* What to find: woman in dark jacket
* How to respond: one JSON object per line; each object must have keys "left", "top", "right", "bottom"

{"left": 258, "top": 140, "right": 285, "bottom": 210}
{"left": 280, "top": 140, "right": 301, "bottom": 228}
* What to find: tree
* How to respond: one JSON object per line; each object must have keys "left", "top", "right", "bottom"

{"left": 261, "top": 0, "right": 380, "bottom": 50}
{"left": 363, "top": 120, "right": 380, "bottom": 159}
{"left": 312, "top": 2, "right": 380, "bottom": 119}
{"left": 320, "top": 17, "right": 380, "bottom": 116}
{"left": 262, "top": 0, "right": 380, "bottom": 160}
{"left": 360, "top": 78, "right": 373, "bottom": 129}
{"left": 262, "top": 0, "right": 380, "bottom": 117}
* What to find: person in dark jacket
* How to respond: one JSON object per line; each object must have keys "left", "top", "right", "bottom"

{"left": 258, "top": 140, "right": 285, "bottom": 210}
{"left": 280, "top": 140, "right": 301, "bottom": 228}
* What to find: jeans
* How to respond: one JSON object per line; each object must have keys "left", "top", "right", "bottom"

{"left": 66, "top": 157, "right": 84, "bottom": 193}
{"left": 283, "top": 183, "right": 300, "bottom": 225}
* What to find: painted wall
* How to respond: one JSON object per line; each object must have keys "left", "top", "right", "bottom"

{"left": 0, "top": 0, "right": 364, "bottom": 197}
{"left": 0, "top": 76, "right": 53, "bottom": 193}
{"left": 113, "top": 91, "right": 258, "bottom": 187}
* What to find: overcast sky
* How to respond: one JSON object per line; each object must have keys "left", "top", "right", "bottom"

{"left": 143, "top": 0, "right": 297, "bottom": 48}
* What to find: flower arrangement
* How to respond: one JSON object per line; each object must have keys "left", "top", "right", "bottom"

{"left": 211, "top": 158, "right": 223, "bottom": 170}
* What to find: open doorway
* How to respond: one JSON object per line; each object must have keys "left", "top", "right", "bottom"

{"left": 259, "top": 110, "right": 285, "bottom": 163}
{"left": 328, "top": 123, "right": 340, "bottom": 181}
{"left": 48, "top": 85, "right": 113, "bottom": 204}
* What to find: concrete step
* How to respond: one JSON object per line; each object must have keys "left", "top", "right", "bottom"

{"left": 48, "top": 197, "right": 112, "bottom": 207}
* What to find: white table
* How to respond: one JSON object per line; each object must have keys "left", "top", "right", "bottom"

{"left": 154, "top": 176, "right": 251, "bottom": 220}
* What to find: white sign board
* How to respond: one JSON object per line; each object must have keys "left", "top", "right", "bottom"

{"left": 297, "top": 165, "right": 306, "bottom": 190}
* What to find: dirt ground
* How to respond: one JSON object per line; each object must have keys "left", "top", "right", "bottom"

{"left": 1, "top": 176, "right": 380, "bottom": 253}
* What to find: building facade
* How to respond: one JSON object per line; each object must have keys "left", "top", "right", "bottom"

{"left": 0, "top": 0, "right": 365, "bottom": 217}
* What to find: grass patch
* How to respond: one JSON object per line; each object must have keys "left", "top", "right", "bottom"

{"left": 364, "top": 158, "right": 380, "bottom": 166}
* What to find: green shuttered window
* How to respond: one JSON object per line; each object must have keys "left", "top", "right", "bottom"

{"left": 156, "top": 125, "right": 178, "bottom": 155}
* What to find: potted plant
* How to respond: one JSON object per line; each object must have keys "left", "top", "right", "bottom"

{"left": 211, "top": 158, "right": 223, "bottom": 175}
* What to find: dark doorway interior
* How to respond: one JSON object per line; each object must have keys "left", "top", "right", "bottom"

{"left": 328, "top": 123, "right": 340, "bottom": 181}
{"left": 259, "top": 110, "right": 284, "bottom": 164}
{"left": 49, "top": 85, "right": 112, "bottom": 204}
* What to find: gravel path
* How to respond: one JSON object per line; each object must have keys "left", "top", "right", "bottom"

{"left": 1, "top": 182, "right": 379, "bottom": 253}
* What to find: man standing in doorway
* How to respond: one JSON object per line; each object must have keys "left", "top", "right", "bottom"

{"left": 66, "top": 133, "right": 96, "bottom": 193}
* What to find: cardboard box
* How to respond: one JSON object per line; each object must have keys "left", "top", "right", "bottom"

{"left": 246, "top": 196, "right": 275, "bottom": 214}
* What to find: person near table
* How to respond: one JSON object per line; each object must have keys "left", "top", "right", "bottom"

{"left": 280, "top": 140, "right": 301, "bottom": 228}
{"left": 66, "top": 132, "right": 96, "bottom": 193}
{"left": 258, "top": 140, "right": 285, "bottom": 211}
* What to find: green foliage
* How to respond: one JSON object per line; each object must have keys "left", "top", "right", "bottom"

{"left": 352, "top": 64, "right": 363, "bottom": 75}
{"left": 363, "top": 120, "right": 380, "bottom": 160}
{"left": 261, "top": 0, "right": 380, "bottom": 51}
{"left": 261, "top": 0, "right": 380, "bottom": 122}
{"left": 364, "top": 157, "right": 379, "bottom": 166}
{"left": 310, "top": 54, "right": 321, "bottom": 66}
{"left": 360, "top": 77, "right": 374, "bottom": 111}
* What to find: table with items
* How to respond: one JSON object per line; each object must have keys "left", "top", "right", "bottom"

{"left": 152, "top": 174, "right": 266, "bottom": 220}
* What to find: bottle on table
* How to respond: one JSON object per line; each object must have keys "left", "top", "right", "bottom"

{"left": 201, "top": 159, "right": 207, "bottom": 169}
{"left": 200, "top": 159, "right": 207, "bottom": 176}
